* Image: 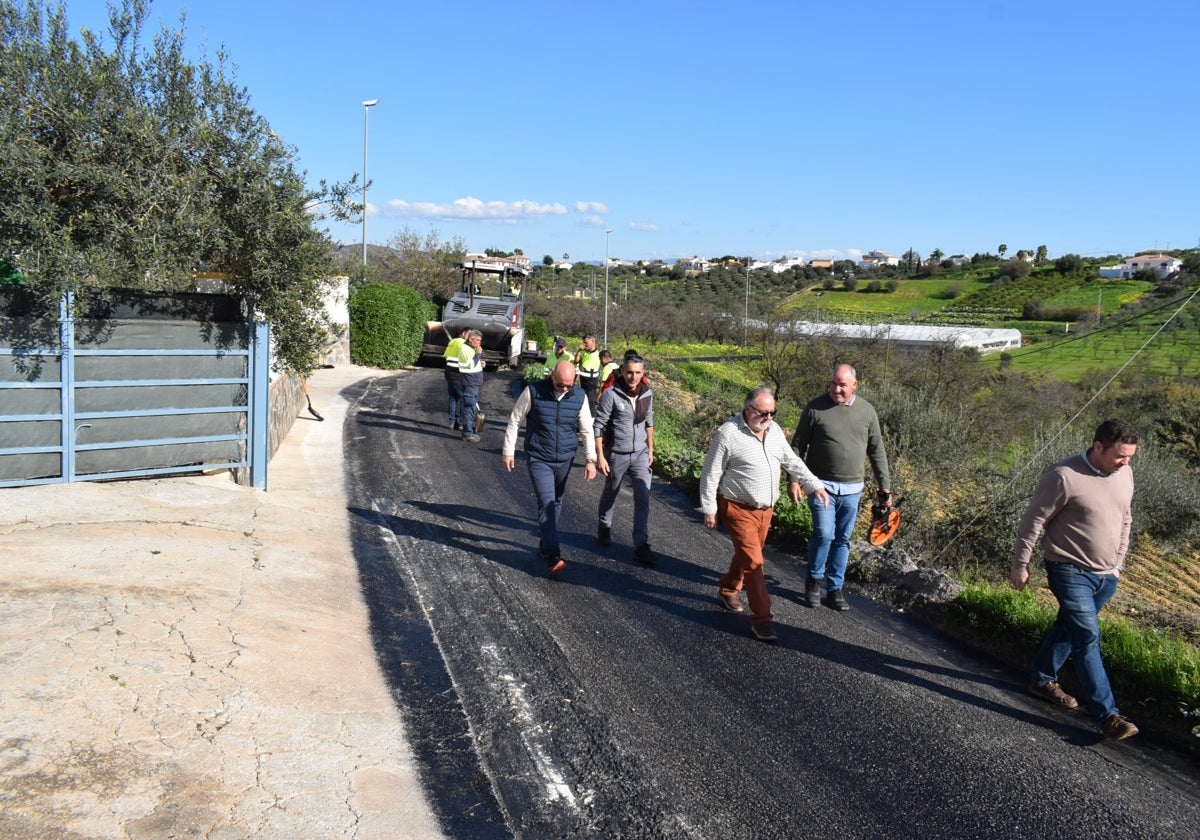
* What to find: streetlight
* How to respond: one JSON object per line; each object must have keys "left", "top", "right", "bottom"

{"left": 361, "top": 98, "right": 379, "bottom": 267}
{"left": 603, "top": 229, "right": 613, "bottom": 349}
{"left": 744, "top": 255, "right": 750, "bottom": 347}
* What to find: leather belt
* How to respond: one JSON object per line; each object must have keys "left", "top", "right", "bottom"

{"left": 721, "top": 495, "right": 772, "bottom": 511}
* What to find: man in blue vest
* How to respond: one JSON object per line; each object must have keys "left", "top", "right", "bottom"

{"left": 502, "top": 360, "right": 598, "bottom": 574}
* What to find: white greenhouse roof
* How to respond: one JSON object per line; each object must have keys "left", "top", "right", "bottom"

{"left": 778, "top": 321, "right": 1022, "bottom": 354}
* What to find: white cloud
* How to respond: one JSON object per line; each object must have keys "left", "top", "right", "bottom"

{"left": 384, "top": 196, "right": 568, "bottom": 223}
{"left": 577, "top": 215, "right": 607, "bottom": 228}
{"left": 574, "top": 200, "right": 610, "bottom": 214}
{"left": 760, "top": 247, "right": 861, "bottom": 262}
{"left": 629, "top": 219, "right": 657, "bottom": 232}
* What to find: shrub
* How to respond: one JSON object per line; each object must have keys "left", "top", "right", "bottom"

{"left": 525, "top": 316, "right": 550, "bottom": 352}
{"left": 998, "top": 260, "right": 1032, "bottom": 282}
{"left": 867, "top": 279, "right": 882, "bottom": 293}
{"left": 886, "top": 278, "right": 901, "bottom": 293}
{"left": 521, "top": 362, "right": 550, "bottom": 383}
{"left": 1055, "top": 253, "right": 1085, "bottom": 274}
{"left": 348, "top": 283, "right": 436, "bottom": 368}
{"left": 843, "top": 276, "right": 859, "bottom": 292}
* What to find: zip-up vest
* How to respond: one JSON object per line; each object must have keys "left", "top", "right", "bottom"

{"left": 525, "top": 379, "right": 584, "bottom": 463}
{"left": 458, "top": 342, "right": 484, "bottom": 387}
{"left": 577, "top": 348, "right": 601, "bottom": 379}
{"left": 444, "top": 337, "right": 465, "bottom": 379}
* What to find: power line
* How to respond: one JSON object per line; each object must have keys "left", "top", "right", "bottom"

{"left": 930, "top": 280, "right": 1200, "bottom": 566}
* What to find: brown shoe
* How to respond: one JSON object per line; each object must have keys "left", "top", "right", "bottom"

{"left": 1029, "top": 681, "right": 1079, "bottom": 710}
{"left": 716, "top": 591, "right": 744, "bottom": 613}
{"left": 1101, "top": 714, "right": 1139, "bottom": 740}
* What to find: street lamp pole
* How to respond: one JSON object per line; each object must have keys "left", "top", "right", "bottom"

{"left": 744, "top": 256, "right": 751, "bottom": 347}
{"left": 603, "top": 229, "right": 613, "bottom": 349}
{"left": 361, "top": 99, "right": 379, "bottom": 268}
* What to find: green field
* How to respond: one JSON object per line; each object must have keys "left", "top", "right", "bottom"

{"left": 776, "top": 269, "right": 1200, "bottom": 383}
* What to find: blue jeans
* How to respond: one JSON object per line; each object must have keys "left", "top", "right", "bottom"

{"left": 806, "top": 490, "right": 862, "bottom": 590}
{"left": 597, "top": 449, "right": 651, "bottom": 547}
{"left": 1032, "top": 563, "right": 1120, "bottom": 722}
{"left": 445, "top": 376, "right": 464, "bottom": 426}
{"left": 460, "top": 383, "right": 480, "bottom": 437}
{"left": 527, "top": 456, "right": 574, "bottom": 557}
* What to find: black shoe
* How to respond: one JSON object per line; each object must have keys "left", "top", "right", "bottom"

{"left": 751, "top": 622, "right": 778, "bottom": 643}
{"left": 823, "top": 588, "right": 850, "bottom": 612}
{"left": 633, "top": 543, "right": 655, "bottom": 565}
{"left": 804, "top": 577, "right": 822, "bottom": 608}
{"left": 451, "top": 421, "right": 462, "bottom": 431}
{"left": 597, "top": 525, "right": 612, "bottom": 546}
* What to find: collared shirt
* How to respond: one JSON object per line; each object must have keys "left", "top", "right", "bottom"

{"left": 698, "top": 413, "right": 821, "bottom": 516}
{"left": 503, "top": 385, "right": 597, "bottom": 461}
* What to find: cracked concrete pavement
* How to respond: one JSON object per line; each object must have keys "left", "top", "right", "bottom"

{"left": 0, "top": 365, "right": 448, "bottom": 839}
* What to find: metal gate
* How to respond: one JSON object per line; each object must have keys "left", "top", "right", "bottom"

{"left": 0, "top": 289, "right": 269, "bottom": 488}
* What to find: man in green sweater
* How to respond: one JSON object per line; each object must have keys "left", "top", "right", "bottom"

{"left": 791, "top": 364, "right": 891, "bottom": 611}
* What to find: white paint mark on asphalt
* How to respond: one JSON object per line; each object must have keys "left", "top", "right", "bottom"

{"left": 480, "top": 643, "right": 579, "bottom": 809}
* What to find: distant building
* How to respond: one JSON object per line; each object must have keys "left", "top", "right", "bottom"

{"left": 1098, "top": 253, "right": 1182, "bottom": 279}
{"left": 677, "top": 256, "right": 712, "bottom": 273}
{"left": 809, "top": 259, "right": 834, "bottom": 270}
{"left": 859, "top": 250, "right": 900, "bottom": 269}
{"left": 948, "top": 254, "right": 970, "bottom": 267}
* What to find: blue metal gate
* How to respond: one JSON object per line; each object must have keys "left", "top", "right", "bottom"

{"left": 0, "top": 290, "right": 269, "bottom": 488}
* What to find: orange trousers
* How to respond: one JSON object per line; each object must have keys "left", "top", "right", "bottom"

{"left": 717, "top": 497, "right": 774, "bottom": 624}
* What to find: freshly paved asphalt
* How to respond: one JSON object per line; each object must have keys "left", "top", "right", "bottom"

{"left": 0, "top": 365, "right": 447, "bottom": 840}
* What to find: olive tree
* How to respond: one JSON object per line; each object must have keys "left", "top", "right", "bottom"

{"left": 0, "top": 0, "right": 357, "bottom": 375}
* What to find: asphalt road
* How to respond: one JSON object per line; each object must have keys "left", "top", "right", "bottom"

{"left": 343, "top": 367, "right": 1200, "bottom": 840}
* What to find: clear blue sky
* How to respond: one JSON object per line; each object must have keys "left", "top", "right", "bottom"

{"left": 72, "top": 0, "right": 1199, "bottom": 264}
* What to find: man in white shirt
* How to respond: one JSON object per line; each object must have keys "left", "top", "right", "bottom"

{"left": 699, "top": 387, "right": 828, "bottom": 642}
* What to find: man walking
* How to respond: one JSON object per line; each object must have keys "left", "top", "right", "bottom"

{"left": 443, "top": 326, "right": 470, "bottom": 430}
{"left": 594, "top": 351, "right": 655, "bottom": 564}
{"left": 575, "top": 334, "right": 602, "bottom": 407}
{"left": 503, "top": 360, "right": 598, "bottom": 574}
{"left": 458, "top": 329, "right": 484, "bottom": 443}
{"left": 791, "top": 363, "right": 891, "bottom": 612}
{"left": 1011, "top": 419, "right": 1140, "bottom": 740}
{"left": 699, "top": 386, "right": 828, "bottom": 642}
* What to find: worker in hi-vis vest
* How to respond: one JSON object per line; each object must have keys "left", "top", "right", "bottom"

{"left": 443, "top": 327, "right": 469, "bottom": 430}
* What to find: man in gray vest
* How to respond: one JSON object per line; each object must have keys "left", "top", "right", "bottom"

{"left": 503, "top": 360, "right": 597, "bottom": 574}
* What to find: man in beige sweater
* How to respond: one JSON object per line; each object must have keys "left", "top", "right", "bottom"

{"left": 1011, "top": 419, "right": 1139, "bottom": 740}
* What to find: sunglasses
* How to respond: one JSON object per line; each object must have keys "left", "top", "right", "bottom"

{"left": 749, "top": 407, "right": 777, "bottom": 418}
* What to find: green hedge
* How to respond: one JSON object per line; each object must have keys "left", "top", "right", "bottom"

{"left": 348, "top": 283, "right": 436, "bottom": 368}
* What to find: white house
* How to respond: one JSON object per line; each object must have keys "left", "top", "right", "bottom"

{"left": 859, "top": 250, "right": 900, "bottom": 269}
{"left": 1098, "top": 253, "right": 1182, "bottom": 279}
{"left": 677, "top": 256, "right": 712, "bottom": 273}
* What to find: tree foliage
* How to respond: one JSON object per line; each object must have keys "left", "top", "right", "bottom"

{"left": 375, "top": 226, "right": 466, "bottom": 302}
{"left": 0, "top": 0, "right": 357, "bottom": 375}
